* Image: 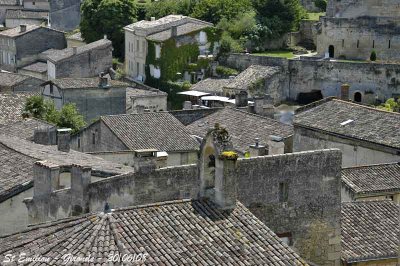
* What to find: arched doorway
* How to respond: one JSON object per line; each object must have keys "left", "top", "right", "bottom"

{"left": 329, "top": 45, "right": 335, "bottom": 58}
{"left": 354, "top": 92, "right": 362, "bottom": 102}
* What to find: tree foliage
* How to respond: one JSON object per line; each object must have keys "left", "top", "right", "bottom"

{"left": 378, "top": 98, "right": 400, "bottom": 112}
{"left": 370, "top": 50, "right": 377, "bottom": 61}
{"left": 145, "top": 0, "right": 196, "bottom": 19}
{"left": 191, "top": 0, "right": 253, "bottom": 25}
{"left": 80, "top": 0, "right": 137, "bottom": 59}
{"left": 24, "top": 96, "right": 86, "bottom": 133}
{"left": 314, "top": 0, "right": 327, "bottom": 11}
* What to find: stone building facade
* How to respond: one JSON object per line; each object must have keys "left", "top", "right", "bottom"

{"left": 48, "top": 0, "right": 81, "bottom": 31}
{"left": 124, "top": 15, "right": 218, "bottom": 83}
{"left": 317, "top": 0, "right": 400, "bottom": 61}
{"left": 41, "top": 77, "right": 128, "bottom": 122}
{"left": 0, "top": 25, "right": 66, "bottom": 72}
{"left": 43, "top": 38, "right": 113, "bottom": 79}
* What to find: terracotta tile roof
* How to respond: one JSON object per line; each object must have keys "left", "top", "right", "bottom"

{"left": 190, "top": 78, "right": 230, "bottom": 95}
{"left": 342, "top": 163, "right": 400, "bottom": 195}
{"left": 186, "top": 107, "right": 293, "bottom": 153}
{"left": 225, "top": 65, "right": 281, "bottom": 92}
{"left": 0, "top": 199, "right": 308, "bottom": 265}
{"left": 0, "top": 92, "right": 35, "bottom": 126}
{"left": 0, "top": 143, "right": 35, "bottom": 202}
{"left": 0, "top": 24, "right": 40, "bottom": 37}
{"left": 0, "top": 118, "right": 54, "bottom": 141}
{"left": 341, "top": 200, "right": 400, "bottom": 263}
{"left": 0, "top": 134, "right": 134, "bottom": 202}
{"left": 44, "top": 39, "right": 111, "bottom": 63}
{"left": 101, "top": 112, "right": 200, "bottom": 152}
{"left": 294, "top": 98, "right": 400, "bottom": 150}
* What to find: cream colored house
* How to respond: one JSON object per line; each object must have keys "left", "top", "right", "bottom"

{"left": 123, "top": 15, "right": 218, "bottom": 83}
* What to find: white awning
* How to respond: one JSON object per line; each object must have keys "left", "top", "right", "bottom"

{"left": 201, "top": 96, "right": 254, "bottom": 105}
{"left": 177, "top": 91, "right": 211, "bottom": 97}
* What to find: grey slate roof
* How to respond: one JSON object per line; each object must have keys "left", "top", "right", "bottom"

{"left": 20, "top": 61, "right": 47, "bottom": 73}
{"left": 101, "top": 112, "right": 200, "bottom": 152}
{"left": 294, "top": 98, "right": 400, "bottom": 150}
{"left": 0, "top": 92, "right": 35, "bottom": 126}
{"left": 45, "top": 77, "right": 128, "bottom": 90}
{"left": 341, "top": 200, "right": 400, "bottom": 263}
{"left": 147, "top": 22, "right": 210, "bottom": 42}
{"left": 190, "top": 78, "right": 230, "bottom": 95}
{"left": 0, "top": 118, "right": 53, "bottom": 141}
{"left": 225, "top": 65, "right": 281, "bottom": 91}
{"left": 186, "top": 107, "right": 293, "bottom": 153}
{"left": 5, "top": 9, "right": 48, "bottom": 19}
{"left": 342, "top": 163, "right": 400, "bottom": 195}
{"left": 0, "top": 24, "right": 40, "bottom": 37}
{"left": 43, "top": 38, "right": 111, "bottom": 63}
{"left": 0, "top": 199, "right": 307, "bottom": 265}
{"left": 0, "top": 0, "right": 18, "bottom": 5}
{"left": 126, "top": 87, "right": 167, "bottom": 98}
{"left": 0, "top": 143, "right": 36, "bottom": 202}
{"left": 0, "top": 72, "right": 32, "bottom": 87}
{"left": 0, "top": 134, "right": 134, "bottom": 202}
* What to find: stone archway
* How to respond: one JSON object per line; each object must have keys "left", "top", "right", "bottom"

{"left": 329, "top": 45, "right": 335, "bottom": 58}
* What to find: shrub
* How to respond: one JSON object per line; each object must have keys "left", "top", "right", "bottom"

{"left": 370, "top": 50, "right": 377, "bottom": 61}
{"left": 216, "top": 66, "right": 239, "bottom": 77}
{"left": 314, "top": 0, "right": 327, "bottom": 11}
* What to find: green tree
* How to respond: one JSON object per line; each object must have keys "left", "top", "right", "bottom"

{"left": 23, "top": 96, "right": 86, "bottom": 134}
{"left": 314, "top": 0, "right": 327, "bottom": 11}
{"left": 80, "top": 0, "right": 137, "bottom": 59}
{"left": 370, "top": 50, "right": 377, "bottom": 61}
{"left": 252, "top": 0, "right": 306, "bottom": 38}
{"left": 379, "top": 98, "right": 400, "bottom": 112}
{"left": 58, "top": 103, "right": 86, "bottom": 134}
{"left": 145, "top": 0, "right": 196, "bottom": 19}
{"left": 191, "top": 0, "right": 253, "bottom": 24}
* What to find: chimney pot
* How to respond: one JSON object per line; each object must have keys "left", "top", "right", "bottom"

{"left": 249, "top": 138, "right": 266, "bottom": 157}
{"left": 20, "top": 24, "right": 27, "bottom": 32}
{"left": 98, "top": 73, "right": 109, "bottom": 88}
{"left": 72, "top": 46, "right": 77, "bottom": 55}
{"left": 133, "top": 149, "right": 158, "bottom": 174}
{"left": 33, "top": 161, "right": 60, "bottom": 198}
{"left": 71, "top": 164, "right": 92, "bottom": 215}
{"left": 57, "top": 128, "right": 72, "bottom": 152}
{"left": 235, "top": 91, "right": 248, "bottom": 107}
{"left": 268, "top": 135, "right": 285, "bottom": 155}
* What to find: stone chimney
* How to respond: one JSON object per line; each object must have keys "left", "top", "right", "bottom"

{"left": 72, "top": 46, "right": 77, "bottom": 55}
{"left": 98, "top": 72, "right": 109, "bottom": 88}
{"left": 341, "top": 84, "right": 350, "bottom": 101}
{"left": 214, "top": 151, "right": 238, "bottom": 211}
{"left": 20, "top": 24, "right": 27, "bottom": 33}
{"left": 34, "top": 126, "right": 57, "bottom": 145}
{"left": 57, "top": 128, "right": 72, "bottom": 152}
{"left": 133, "top": 149, "right": 158, "bottom": 174}
{"left": 71, "top": 164, "right": 92, "bottom": 216}
{"left": 183, "top": 101, "right": 192, "bottom": 110}
{"left": 33, "top": 161, "right": 60, "bottom": 198}
{"left": 156, "top": 151, "right": 168, "bottom": 168}
{"left": 263, "top": 94, "right": 275, "bottom": 118}
{"left": 268, "top": 135, "right": 285, "bottom": 155}
{"left": 171, "top": 26, "right": 178, "bottom": 37}
{"left": 253, "top": 96, "right": 264, "bottom": 115}
{"left": 235, "top": 91, "right": 248, "bottom": 107}
{"left": 249, "top": 138, "right": 266, "bottom": 157}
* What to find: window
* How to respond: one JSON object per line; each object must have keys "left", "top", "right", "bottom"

{"left": 136, "top": 62, "right": 140, "bottom": 76}
{"left": 279, "top": 182, "right": 289, "bottom": 203}
{"left": 92, "top": 132, "right": 96, "bottom": 145}
{"left": 372, "top": 40, "right": 375, "bottom": 48}
{"left": 357, "top": 40, "right": 360, "bottom": 48}
{"left": 342, "top": 39, "right": 344, "bottom": 48}
{"left": 49, "top": 84, "right": 53, "bottom": 94}
{"left": 136, "top": 40, "right": 140, "bottom": 52}
{"left": 389, "top": 40, "right": 391, "bottom": 49}
{"left": 77, "top": 137, "right": 81, "bottom": 148}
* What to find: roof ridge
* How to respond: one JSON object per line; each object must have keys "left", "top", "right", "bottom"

{"left": 342, "top": 199, "right": 395, "bottom": 205}
{"left": 228, "top": 107, "right": 293, "bottom": 128}
{"left": 333, "top": 98, "right": 400, "bottom": 116}
{"left": 342, "top": 162, "right": 400, "bottom": 170}
{"left": 112, "top": 199, "right": 193, "bottom": 213}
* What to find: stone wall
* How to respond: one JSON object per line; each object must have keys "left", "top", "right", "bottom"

{"left": 317, "top": 17, "right": 400, "bottom": 61}
{"left": 63, "top": 86, "right": 126, "bottom": 122}
{"left": 294, "top": 126, "right": 400, "bottom": 167}
{"left": 221, "top": 54, "right": 400, "bottom": 103}
{"left": 327, "top": 0, "right": 400, "bottom": 18}
{"left": 49, "top": 0, "right": 81, "bottom": 31}
{"left": 52, "top": 41, "right": 113, "bottom": 79}
{"left": 236, "top": 149, "right": 342, "bottom": 266}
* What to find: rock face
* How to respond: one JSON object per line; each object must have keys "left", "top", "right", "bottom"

{"left": 49, "top": 0, "right": 81, "bottom": 31}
